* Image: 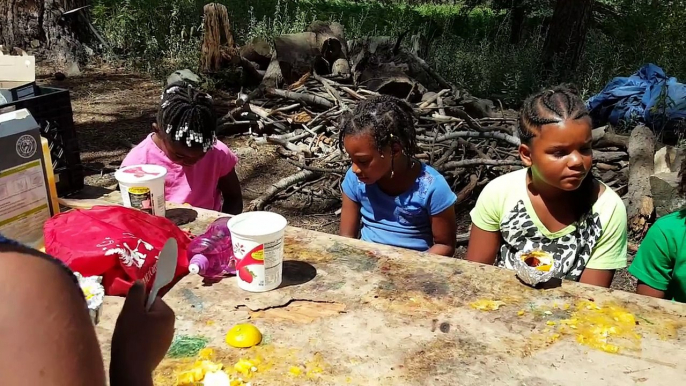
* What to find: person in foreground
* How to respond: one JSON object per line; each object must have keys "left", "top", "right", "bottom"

{"left": 0, "top": 236, "right": 174, "bottom": 386}
{"left": 465, "top": 85, "right": 628, "bottom": 287}
{"left": 121, "top": 81, "right": 243, "bottom": 214}
{"left": 629, "top": 160, "right": 686, "bottom": 303}
{"left": 338, "top": 95, "right": 457, "bottom": 257}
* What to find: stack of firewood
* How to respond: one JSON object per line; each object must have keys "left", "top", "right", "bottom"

{"left": 198, "top": 3, "right": 631, "bottom": 216}
{"left": 214, "top": 75, "right": 630, "bottom": 213}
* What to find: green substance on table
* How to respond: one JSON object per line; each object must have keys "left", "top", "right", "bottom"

{"left": 166, "top": 335, "right": 209, "bottom": 358}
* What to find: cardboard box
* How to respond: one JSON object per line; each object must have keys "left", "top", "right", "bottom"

{"left": 0, "top": 108, "right": 56, "bottom": 248}
{"left": 0, "top": 52, "right": 36, "bottom": 104}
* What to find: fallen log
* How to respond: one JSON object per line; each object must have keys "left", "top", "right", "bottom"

{"left": 592, "top": 126, "right": 629, "bottom": 149}
{"left": 306, "top": 21, "right": 348, "bottom": 67}
{"left": 265, "top": 88, "right": 335, "bottom": 109}
{"left": 456, "top": 174, "right": 479, "bottom": 204}
{"left": 247, "top": 170, "right": 320, "bottom": 211}
{"left": 269, "top": 21, "right": 350, "bottom": 86}
{"left": 273, "top": 32, "right": 320, "bottom": 84}
{"left": 438, "top": 159, "right": 522, "bottom": 172}
{"left": 262, "top": 52, "right": 284, "bottom": 88}
{"left": 240, "top": 37, "right": 272, "bottom": 69}
{"left": 626, "top": 125, "right": 655, "bottom": 238}
{"left": 361, "top": 70, "right": 424, "bottom": 100}
{"left": 332, "top": 58, "right": 351, "bottom": 77}
{"left": 418, "top": 131, "right": 520, "bottom": 147}
{"left": 592, "top": 150, "right": 628, "bottom": 163}
{"left": 237, "top": 55, "right": 265, "bottom": 81}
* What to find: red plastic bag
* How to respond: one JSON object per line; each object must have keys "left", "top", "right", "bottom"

{"left": 44, "top": 205, "right": 191, "bottom": 297}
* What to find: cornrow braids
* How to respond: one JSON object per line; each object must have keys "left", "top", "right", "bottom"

{"left": 158, "top": 81, "right": 217, "bottom": 153}
{"left": 338, "top": 95, "right": 418, "bottom": 155}
{"left": 518, "top": 84, "right": 589, "bottom": 143}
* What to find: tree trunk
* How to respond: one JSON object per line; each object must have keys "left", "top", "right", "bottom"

{"left": 200, "top": 3, "right": 239, "bottom": 73}
{"left": 509, "top": 3, "right": 526, "bottom": 45}
{"left": 540, "top": 0, "right": 593, "bottom": 80}
{"left": 0, "top": 0, "right": 89, "bottom": 69}
{"left": 626, "top": 125, "right": 656, "bottom": 239}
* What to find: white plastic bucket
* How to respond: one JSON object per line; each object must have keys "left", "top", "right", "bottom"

{"left": 228, "top": 211, "right": 288, "bottom": 292}
{"left": 114, "top": 164, "right": 167, "bottom": 217}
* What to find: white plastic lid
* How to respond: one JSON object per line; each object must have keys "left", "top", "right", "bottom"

{"left": 227, "top": 211, "right": 288, "bottom": 237}
{"left": 188, "top": 263, "right": 200, "bottom": 275}
{"left": 114, "top": 164, "right": 168, "bottom": 184}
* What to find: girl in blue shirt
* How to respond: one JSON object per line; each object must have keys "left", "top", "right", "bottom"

{"left": 339, "top": 96, "right": 457, "bottom": 256}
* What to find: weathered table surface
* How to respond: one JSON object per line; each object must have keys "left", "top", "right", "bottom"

{"left": 66, "top": 188, "right": 686, "bottom": 386}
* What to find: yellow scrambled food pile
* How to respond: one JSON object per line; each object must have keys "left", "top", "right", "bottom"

{"left": 470, "top": 299, "right": 506, "bottom": 311}
{"left": 545, "top": 300, "right": 640, "bottom": 353}
{"left": 175, "top": 346, "right": 328, "bottom": 385}
{"left": 176, "top": 348, "right": 258, "bottom": 386}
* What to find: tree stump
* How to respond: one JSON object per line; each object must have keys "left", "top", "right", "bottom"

{"left": 626, "top": 125, "right": 656, "bottom": 238}
{"left": 200, "top": 3, "right": 239, "bottom": 73}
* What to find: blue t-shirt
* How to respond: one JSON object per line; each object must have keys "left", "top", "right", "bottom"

{"left": 341, "top": 163, "right": 457, "bottom": 252}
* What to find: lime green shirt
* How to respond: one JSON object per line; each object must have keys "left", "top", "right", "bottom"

{"left": 629, "top": 211, "right": 686, "bottom": 303}
{"left": 470, "top": 168, "right": 628, "bottom": 281}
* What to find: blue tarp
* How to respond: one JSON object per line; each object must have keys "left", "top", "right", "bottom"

{"left": 586, "top": 63, "right": 686, "bottom": 128}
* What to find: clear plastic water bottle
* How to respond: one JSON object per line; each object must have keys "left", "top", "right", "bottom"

{"left": 187, "top": 217, "right": 236, "bottom": 279}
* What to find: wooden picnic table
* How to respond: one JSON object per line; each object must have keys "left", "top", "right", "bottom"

{"left": 64, "top": 187, "right": 686, "bottom": 386}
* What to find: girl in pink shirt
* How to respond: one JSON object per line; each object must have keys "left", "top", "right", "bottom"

{"left": 121, "top": 82, "right": 243, "bottom": 214}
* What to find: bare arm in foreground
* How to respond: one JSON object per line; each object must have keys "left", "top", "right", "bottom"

{"left": 0, "top": 245, "right": 174, "bottom": 386}
{"left": 0, "top": 248, "right": 107, "bottom": 386}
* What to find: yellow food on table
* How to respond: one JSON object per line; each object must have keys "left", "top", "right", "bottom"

{"left": 234, "top": 358, "right": 258, "bottom": 376}
{"left": 288, "top": 366, "right": 302, "bottom": 376}
{"left": 226, "top": 324, "right": 262, "bottom": 348}
{"left": 470, "top": 299, "right": 506, "bottom": 311}
{"left": 177, "top": 360, "right": 224, "bottom": 385}
{"left": 82, "top": 287, "right": 94, "bottom": 301}
{"left": 521, "top": 250, "right": 553, "bottom": 271}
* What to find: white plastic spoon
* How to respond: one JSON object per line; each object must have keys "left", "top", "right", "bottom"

{"left": 146, "top": 237, "right": 178, "bottom": 311}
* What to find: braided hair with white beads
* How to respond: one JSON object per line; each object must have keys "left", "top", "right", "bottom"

{"left": 158, "top": 82, "right": 217, "bottom": 152}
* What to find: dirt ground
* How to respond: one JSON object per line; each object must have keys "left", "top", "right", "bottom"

{"left": 37, "top": 65, "right": 635, "bottom": 291}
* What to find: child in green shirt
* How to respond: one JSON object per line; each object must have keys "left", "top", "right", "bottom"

{"left": 629, "top": 209, "right": 686, "bottom": 303}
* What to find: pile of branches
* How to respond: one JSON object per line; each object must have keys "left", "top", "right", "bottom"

{"left": 198, "top": 3, "right": 631, "bottom": 216}
{"left": 215, "top": 76, "right": 630, "bottom": 213}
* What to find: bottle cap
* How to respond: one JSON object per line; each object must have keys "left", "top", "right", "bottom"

{"left": 188, "top": 254, "right": 209, "bottom": 275}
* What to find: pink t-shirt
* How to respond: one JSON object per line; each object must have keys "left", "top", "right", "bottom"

{"left": 121, "top": 134, "right": 238, "bottom": 211}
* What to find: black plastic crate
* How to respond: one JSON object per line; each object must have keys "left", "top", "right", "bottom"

{"left": 0, "top": 81, "right": 38, "bottom": 103}
{"left": 0, "top": 87, "right": 84, "bottom": 196}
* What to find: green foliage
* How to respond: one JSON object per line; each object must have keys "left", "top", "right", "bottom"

{"left": 166, "top": 335, "right": 209, "bottom": 358}
{"left": 90, "top": 0, "right": 686, "bottom": 105}
{"left": 91, "top": 0, "right": 203, "bottom": 76}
